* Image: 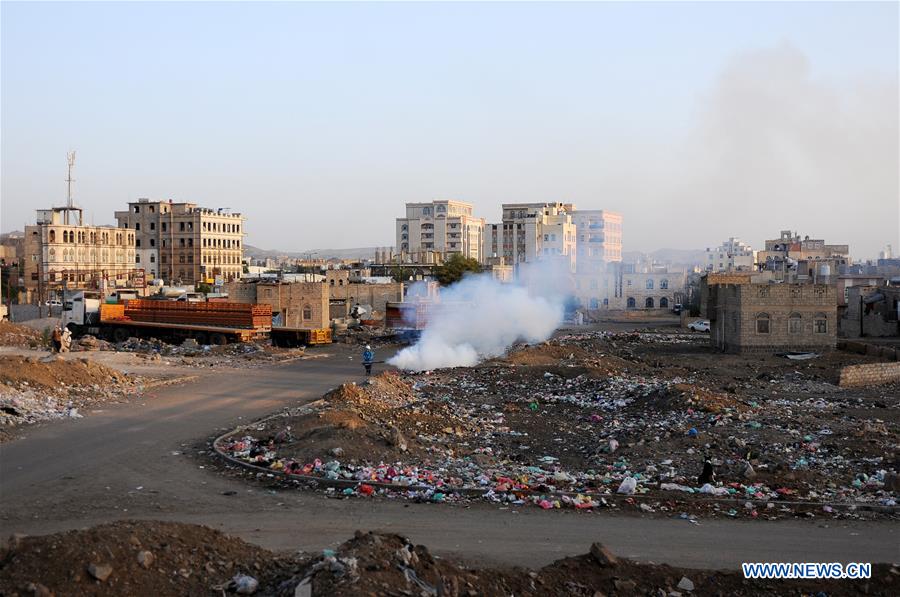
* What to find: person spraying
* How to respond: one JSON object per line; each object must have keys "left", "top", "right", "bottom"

{"left": 362, "top": 345, "right": 375, "bottom": 376}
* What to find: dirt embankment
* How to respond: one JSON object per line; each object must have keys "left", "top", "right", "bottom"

{"left": 0, "top": 321, "right": 43, "bottom": 349}
{"left": 1, "top": 521, "right": 896, "bottom": 596}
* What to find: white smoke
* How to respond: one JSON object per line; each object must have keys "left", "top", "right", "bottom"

{"left": 388, "top": 271, "right": 565, "bottom": 371}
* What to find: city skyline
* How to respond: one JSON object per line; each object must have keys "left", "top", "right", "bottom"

{"left": 2, "top": 1, "right": 897, "bottom": 259}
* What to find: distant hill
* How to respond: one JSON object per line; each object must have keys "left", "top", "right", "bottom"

{"left": 623, "top": 248, "right": 709, "bottom": 267}
{"left": 244, "top": 244, "right": 381, "bottom": 261}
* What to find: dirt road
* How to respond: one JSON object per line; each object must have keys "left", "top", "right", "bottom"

{"left": 1, "top": 348, "right": 897, "bottom": 569}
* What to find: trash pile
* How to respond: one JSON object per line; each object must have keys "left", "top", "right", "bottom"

{"left": 74, "top": 335, "right": 307, "bottom": 369}
{"left": 0, "top": 320, "right": 43, "bottom": 348}
{"left": 0, "top": 354, "right": 146, "bottom": 439}
{"left": 3, "top": 522, "right": 895, "bottom": 596}
{"left": 219, "top": 331, "right": 899, "bottom": 518}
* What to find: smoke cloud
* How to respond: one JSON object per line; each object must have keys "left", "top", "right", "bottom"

{"left": 388, "top": 272, "right": 565, "bottom": 371}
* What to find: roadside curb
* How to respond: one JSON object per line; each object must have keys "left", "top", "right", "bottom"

{"left": 211, "top": 407, "right": 899, "bottom": 515}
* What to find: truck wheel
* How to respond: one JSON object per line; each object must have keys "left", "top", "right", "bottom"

{"left": 209, "top": 333, "right": 227, "bottom": 346}
{"left": 113, "top": 327, "right": 130, "bottom": 343}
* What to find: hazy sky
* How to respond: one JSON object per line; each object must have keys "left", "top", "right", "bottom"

{"left": 2, "top": 1, "right": 898, "bottom": 259}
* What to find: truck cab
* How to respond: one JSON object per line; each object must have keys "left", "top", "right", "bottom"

{"left": 61, "top": 290, "right": 102, "bottom": 331}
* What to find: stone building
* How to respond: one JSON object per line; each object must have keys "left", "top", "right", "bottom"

{"left": 395, "top": 200, "right": 485, "bottom": 263}
{"left": 24, "top": 206, "right": 139, "bottom": 301}
{"left": 840, "top": 285, "right": 900, "bottom": 338}
{"left": 115, "top": 199, "right": 245, "bottom": 285}
{"left": 224, "top": 280, "right": 329, "bottom": 329}
{"left": 483, "top": 202, "right": 577, "bottom": 272}
{"left": 705, "top": 280, "right": 837, "bottom": 353}
{"left": 573, "top": 261, "right": 686, "bottom": 312}
{"left": 326, "top": 269, "right": 404, "bottom": 320}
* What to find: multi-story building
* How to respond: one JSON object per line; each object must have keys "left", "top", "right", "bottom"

{"left": 757, "top": 231, "right": 849, "bottom": 281}
{"left": 115, "top": 199, "right": 245, "bottom": 285}
{"left": 705, "top": 238, "right": 756, "bottom": 272}
{"left": 704, "top": 278, "right": 837, "bottom": 353}
{"left": 482, "top": 202, "right": 578, "bottom": 272}
{"left": 395, "top": 200, "right": 484, "bottom": 263}
{"left": 23, "top": 206, "right": 139, "bottom": 301}
{"left": 573, "top": 261, "right": 686, "bottom": 311}
{"left": 570, "top": 210, "right": 622, "bottom": 273}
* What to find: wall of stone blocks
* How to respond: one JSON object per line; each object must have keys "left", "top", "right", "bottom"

{"left": 839, "top": 362, "right": 900, "bottom": 387}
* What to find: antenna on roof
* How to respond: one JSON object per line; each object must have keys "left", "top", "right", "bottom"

{"left": 66, "top": 151, "right": 76, "bottom": 208}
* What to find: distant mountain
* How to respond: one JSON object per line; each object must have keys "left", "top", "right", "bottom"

{"left": 244, "top": 244, "right": 381, "bottom": 261}
{"left": 623, "top": 248, "right": 709, "bottom": 267}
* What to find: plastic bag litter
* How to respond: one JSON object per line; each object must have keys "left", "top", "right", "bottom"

{"left": 699, "top": 483, "right": 729, "bottom": 496}
{"left": 231, "top": 574, "right": 259, "bottom": 595}
{"left": 617, "top": 477, "right": 637, "bottom": 494}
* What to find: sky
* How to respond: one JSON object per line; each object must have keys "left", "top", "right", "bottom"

{"left": 2, "top": 1, "right": 898, "bottom": 259}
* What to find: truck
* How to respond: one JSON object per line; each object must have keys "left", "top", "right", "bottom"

{"left": 270, "top": 327, "right": 332, "bottom": 348}
{"left": 62, "top": 291, "right": 272, "bottom": 345}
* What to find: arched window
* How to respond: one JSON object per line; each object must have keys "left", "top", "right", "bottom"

{"left": 660, "top": 297, "right": 669, "bottom": 308}
{"left": 788, "top": 312, "right": 802, "bottom": 334}
{"left": 626, "top": 297, "right": 636, "bottom": 309}
{"left": 756, "top": 313, "right": 770, "bottom": 334}
{"left": 302, "top": 305, "right": 312, "bottom": 320}
{"left": 62, "top": 230, "right": 69, "bottom": 243}
{"left": 660, "top": 279, "right": 669, "bottom": 289}
{"left": 814, "top": 312, "right": 828, "bottom": 334}
{"left": 646, "top": 279, "right": 654, "bottom": 289}
{"left": 645, "top": 297, "right": 655, "bottom": 308}
{"left": 49, "top": 230, "right": 56, "bottom": 243}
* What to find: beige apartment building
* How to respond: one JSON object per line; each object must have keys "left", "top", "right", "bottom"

{"left": 395, "top": 200, "right": 484, "bottom": 263}
{"left": 115, "top": 199, "right": 245, "bottom": 285}
{"left": 483, "top": 202, "right": 578, "bottom": 272}
{"left": 24, "top": 206, "right": 139, "bottom": 300}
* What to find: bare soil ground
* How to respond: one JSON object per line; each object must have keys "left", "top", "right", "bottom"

{"left": 1, "top": 521, "right": 896, "bottom": 596}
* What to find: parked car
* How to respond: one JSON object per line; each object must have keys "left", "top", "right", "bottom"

{"left": 671, "top": 303, "right": 683, "bottom": 315}
{"left": 688, "top": 319, "right": 710, "bottom": 333}
{"left": 46, "top": 299, "right": 63, "bottom": 307}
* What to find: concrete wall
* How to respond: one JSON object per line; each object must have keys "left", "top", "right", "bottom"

{"left": 839, "top": 362, "right": 900, "bottom": 387}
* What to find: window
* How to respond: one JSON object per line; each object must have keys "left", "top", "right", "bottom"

{"left": 756, "top": 313, "right": 770, "bottom": 334}
{"left": 788, "top": 313, "right": 802, "bottom": 334}
{"left": 814, "top": 313, "right": 828, "bottom": 334}
{"left": 590, "top": 298, "right": 599, "bottom": 309}
{"left": 302, "top": 305, "right": 312, "bottom": 320}
{"left": 150, "top": 255, "right": 155, "bottom": 263}
{"left": 49, "top": 230, "right": 56, "bottom": 242}
{"left": 660, "top": 297, "right": 669, "bottom": 308}
{"left": 162, "top": 223, "right": 167, "bottom": 232}
{"left": 150, "top": 239, "right": 156, "bottom": 247}
{"left": 646, "top": 279, "right": 654, "bottom": 289}
{"left": 645, "top": 297, "right": 654, "bottom": 308}
{"left": 179, "top": 222, "right": 185, "bottom": 231}
{"left": 603, "top": 298, "right": 609, "bottom": 306}
{"left": 626, "top": 297, "right": 636, "bottom": 309}
{"left": 136, "top": 239, "right": 141, "bottom": 248}
{"left": 133, "top": 205, "right": 140, "bottom": 213}
{"left": 660, "top": 279, "right": 669, "bottom": 290}
{"left": 135, "top": 255, "right": 141, "bottom": 263}
{"left": 135, "top": 223, "right": 141, "bottom": 231}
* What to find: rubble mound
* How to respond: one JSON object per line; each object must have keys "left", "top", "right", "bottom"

{"left": 325, "top": 372, "right": 416, "bottom": 409}
{"left": 0, "top": 321, "right": 42, "bottom": 348}
{"left": 0, "top": 355, "right": 130, "bottom": 388}
{"left": 503, "top": 343, "right": 594, "bottom": 366}
{"left": 280, "top": 530, "right": 897, "bottom": 597}
{"left": 0, "top": 520, "right": 295, "bottom": 596}
{"left": 3, "top": 524, "right": 896, "bottom": 596}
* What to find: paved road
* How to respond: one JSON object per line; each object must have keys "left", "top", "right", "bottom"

{"left": 1, "top": 350, "right": 897, "bottom": 570}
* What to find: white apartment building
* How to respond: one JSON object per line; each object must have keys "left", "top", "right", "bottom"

{"left": 483, "top": 202, "right": 577, "bottom": 272}
{"left": 706, "top": 237, "right": 756, "bottom": 272}
{"left": 570, "top": 210, "right": 623, "bottom": 273}
{"left": 395, "top": 200, "right": 484, "bottom": 263}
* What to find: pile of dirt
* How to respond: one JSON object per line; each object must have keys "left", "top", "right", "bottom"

{"left": 0, "top": 520, "right": 296, "bottom": 596}
{"left": 0, "top": 355, "right": 147, "bottom": 440}
{"left": 0, "top": 321, "right": 42, "bottom": 348}
{"left": 0, "top": 355, "right": 130, "bottom": 388}
{"left": 5, "top": 523, "right": 895, "bottom": 596}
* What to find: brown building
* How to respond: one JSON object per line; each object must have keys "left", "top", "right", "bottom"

{"left": 225, "top": 280, "right": 329, "bottom": 329}
{"left": 23, "top": 207, "right": 140, "bottom": 301}
{"left": 115, "top": 199, "right": 245, "bottom": 285}
{"left": 325, "top": 270, "right": 404, "bottom": 320}
{"left": 705, "top": 280, "right": 837, "bottom": 353}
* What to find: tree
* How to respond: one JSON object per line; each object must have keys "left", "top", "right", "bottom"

{"left": 435, "top": 254, "right": 481, "bottom": 286}
{"left": 195, "top": 282, "right": 212, "bottom": 295}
